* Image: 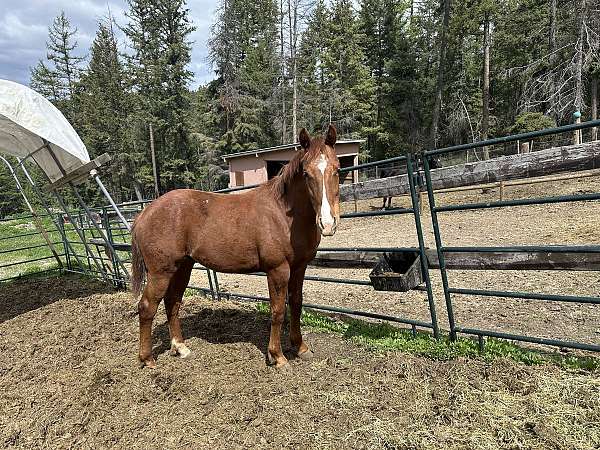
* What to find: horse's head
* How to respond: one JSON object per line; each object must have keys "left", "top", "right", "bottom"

{"left": 299, "top": 125, "right": 341, "bottom": 237}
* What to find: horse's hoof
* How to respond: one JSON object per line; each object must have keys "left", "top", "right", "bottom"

{"left": 267, "top": 352, "right": 288, "bottom": 368}
{"left": 139, "top": 358, "right": 157, "bottom": 369}
{"left": 276, "top": 361, "right": 292, "bottom": 371}
{"left": 170, "top": 341, "right": 192, "bottom": 359}
{"left": 298, "top": 349, "right": 314, "bottom": 361}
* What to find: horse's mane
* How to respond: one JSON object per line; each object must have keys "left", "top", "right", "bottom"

{"left": 267, "top": 138, "right": 323, "bottom": 198}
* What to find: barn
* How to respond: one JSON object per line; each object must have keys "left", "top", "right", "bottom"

{"left": 223, "top": 140, "right": 363, "bottom": 188}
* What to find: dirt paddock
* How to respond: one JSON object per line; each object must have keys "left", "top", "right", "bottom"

{"left": 1, "top": 277, "right": 599, "bottom": 449}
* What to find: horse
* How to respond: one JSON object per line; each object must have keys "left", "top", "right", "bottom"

{"left": 130, "top": 125, "right": 341, "bottom": 369}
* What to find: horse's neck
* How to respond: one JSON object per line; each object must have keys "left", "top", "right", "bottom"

{"left": 283, "top": 177, "right": 316, "bottom": 223}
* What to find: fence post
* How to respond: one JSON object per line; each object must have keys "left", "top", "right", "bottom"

{"left": 102, "top": 207, "right": 123, "bottom": 288}
{"left": 423, "top": 155, "right": 457, "bottom": 341}
{"left": 206, "top": 268, "right": 215, "bottom": 301}
{"left": 58, "top": 213, "right": 71, "bottom": 272}
{"left": 212, "top": 270, "right": 221, "bottom": 301}
{"left": 407, "top": 154, "right": 440, "bottom": 338}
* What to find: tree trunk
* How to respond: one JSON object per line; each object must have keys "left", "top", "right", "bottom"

{"left": 280, "top": 0, "right": 286, "bottom": 144}
{"left": 287, "top": 0, "right": 298, "bottom": 140}
{"left": 482, "top": 13, "right": 491, "bottom": 160}
{"left": 292, "top": 57, "right": 298, "bottom": 138}
{"left": 149, "top": 123, "right": 160, "bottom": 198}
{"left": 592, "top": 76, "right": 598, "bottom": 141}
{"left": 574, "top": 0, "right": 585, "bottom": 114}
{"left": 430, "top": 0, "right": 451, "bottom": 149}
{"left": 548, "top": 0, "right": 557, "bottom": 122}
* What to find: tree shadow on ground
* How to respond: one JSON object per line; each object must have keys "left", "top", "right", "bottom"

{"left": 152, "top": 306, "right": 300, "bottom": 362}
{"left": 0, "top": 274, "right": 115, "bottom": 323}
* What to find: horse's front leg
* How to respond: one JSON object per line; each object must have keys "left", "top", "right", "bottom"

{"left": 289, "top": 265, "right": 312, "bottom": 360}
{"left": 266, "top": 263, "right": 290, "bottom": 368}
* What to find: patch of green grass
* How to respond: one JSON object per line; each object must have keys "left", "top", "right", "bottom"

{"left": 0, "top": 215, "right": 105, "bottom": 279}
{"left": 255, "top": 303, "right": 600, "bottom": 371}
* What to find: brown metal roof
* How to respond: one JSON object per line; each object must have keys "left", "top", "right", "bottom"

{"left": 222, "top": 139, "right": 363, "bottom": 161}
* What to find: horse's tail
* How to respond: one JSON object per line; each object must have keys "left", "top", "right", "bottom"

{"left": 130, "top": 221, "right": 146, "bottom": 300}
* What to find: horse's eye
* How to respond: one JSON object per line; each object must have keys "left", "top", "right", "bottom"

{"left": 303, "top": 170, "right": 309, "bottom": 177}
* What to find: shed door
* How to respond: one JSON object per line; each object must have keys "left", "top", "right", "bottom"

{"left": 234, "top": 171, "right": 244, "bottom": 186}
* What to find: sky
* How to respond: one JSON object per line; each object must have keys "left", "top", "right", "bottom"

{"left": 0, "top": 0, "right": 218, "bottom": 89}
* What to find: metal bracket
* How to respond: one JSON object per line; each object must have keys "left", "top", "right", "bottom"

{"left": 44, "top": 153, "right": 111, "bottom": 190}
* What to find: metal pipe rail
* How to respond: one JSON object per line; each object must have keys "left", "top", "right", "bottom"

{"left": 0, "top": 254, "right": 63, "bottom": 269}
{"left": 454, "top": 327, "right": 600, "bottom": 353}
{"left": 448, "top": 288, "right": 600, "bottom": 305}
{"left": 441, "top": 245, "right": 600, "bottom": 253}
{"left": 0, "top": 229, "right": 61, "bottom": 242}
{"left": 0, "top": 242, "right": 63, "bottom": 255}
{"left": 424, "top": 118, "right": 600, "bottom": 157}
{"left": 341, "top": 208, "right": 414, "bottom": 219}
{"left": 0, "top": 212, "right": 54, "bottom": 222}
{"left": 434, "top": 192, "right": 600, "bottom": 212}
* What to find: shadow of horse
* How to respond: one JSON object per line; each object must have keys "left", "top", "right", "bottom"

{"left": 152, "top": 305, "right": 300, "bottom": 362}
{"left": 0, "top": 275, "right": 115, "bottom": 324}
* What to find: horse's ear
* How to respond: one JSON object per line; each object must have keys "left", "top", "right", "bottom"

{"left": 324, "top": 124, "right": 337, "bottom": 146}
{"left": 299, "top": 128, "right": 311, "bottom": 150}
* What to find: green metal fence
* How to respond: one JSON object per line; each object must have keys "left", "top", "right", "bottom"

{"left": 0, "top": 212, "right": 63, "bottom": 282}
{"left": 422, "top": 119, "right": 600, "bottom": 352}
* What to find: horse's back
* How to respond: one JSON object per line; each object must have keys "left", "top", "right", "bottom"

{"left": 134, "top": 188, "right": 274, "bottom": 273}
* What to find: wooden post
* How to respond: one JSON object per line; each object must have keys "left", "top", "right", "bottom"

{"left": 149, "top": 123, "right": 160, "bottom": 198}
{"left": 574, "top": 116, "right": 582, "bottom": 145}
{"left": 481, "top": 13, "right": 491, "bottom": 160}
{"left": 592, "top": 77, "right": 598, "bottom": 141}
{"left": 499, "top": 181, "right": 505, "bottom": 201}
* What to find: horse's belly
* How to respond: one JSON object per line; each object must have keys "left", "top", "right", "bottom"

{"left": 190, "top": 240, "right": 260, "bottom": 273}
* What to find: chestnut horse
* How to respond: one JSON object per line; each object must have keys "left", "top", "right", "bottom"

{"left": 131, "top": 126, "right": 341, "bottom": 368}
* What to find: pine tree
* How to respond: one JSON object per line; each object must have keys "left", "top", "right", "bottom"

{"left": 358, "top": 0, "right": 403, "bottom": 157}
{"left": 29, "top": 11, "right": 85, "bottom": 119}
{"left": 297, "top": 0, "right": 331, "bottom": 132}
{"left": 76, "top": 20, "right": 133, "bottom": 202}
{"left": 208, "top": 0, "right": 279, "bottom": 152}
{"left": 383, "top": 14, "right": 425, "bottom": 155}
{"left": 298, "top": 0, "right": 374, "bottom": 137}
{"left": 0, "top": 158, "right": 26, "bottom": 218}
{"left": 124, "top": 0, "right": 195, "bottom": 193}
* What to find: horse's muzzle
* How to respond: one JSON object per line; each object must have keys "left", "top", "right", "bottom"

{"left": 318, "top": 217, "right": 338, "bottom": 236}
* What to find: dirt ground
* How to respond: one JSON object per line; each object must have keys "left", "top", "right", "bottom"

{"left": 189, "top": 174, "right": 600, "bottom": 348}
{"left": 1, "top": 276, "right": 599, "bottom": 450}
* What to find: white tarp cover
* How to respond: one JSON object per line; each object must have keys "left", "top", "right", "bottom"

{"left": 0, "top": 79, "right": 90, "bottom": 182}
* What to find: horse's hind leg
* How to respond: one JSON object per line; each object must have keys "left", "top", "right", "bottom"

{"left": 164, "top": 258, "right": 194, "bottom": 359}
{"left": 138, "top": 272, "right": 171, "bottom": 368}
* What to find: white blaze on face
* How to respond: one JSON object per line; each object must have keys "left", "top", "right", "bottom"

{"left": 317, "top": 154, "right": 335, "bottom": 227}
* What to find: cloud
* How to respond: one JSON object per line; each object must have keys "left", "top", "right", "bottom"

{"left": 0, "top": 0, "right": 217, "bottom": 89}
